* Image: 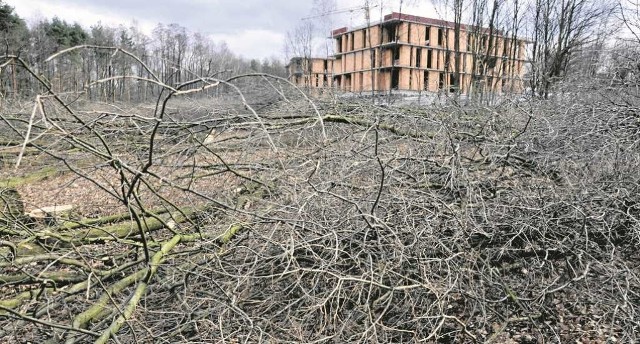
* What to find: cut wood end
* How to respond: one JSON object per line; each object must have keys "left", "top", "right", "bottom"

{"left": 27, "top": 204, "right": 75, "bottom": 219}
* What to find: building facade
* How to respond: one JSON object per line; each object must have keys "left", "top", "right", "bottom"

{"left": 286, "top": 57, "right": 334, "bottom": 90}
{"left": 288, "top": 12, "right": 526, "bottom": 95}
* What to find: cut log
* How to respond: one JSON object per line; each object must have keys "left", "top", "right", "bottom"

{"left": 203, "top": 129, "right": 217, "bottom": 144}
{"left": 27, "top": 204, "right": 75, "bottom": 220}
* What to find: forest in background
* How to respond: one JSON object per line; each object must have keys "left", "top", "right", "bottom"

{"left": 0, "top": 1, "right": 287, "bottom": 102}
{"left": 0, "top": 0, "right": 639, "bottom": 102}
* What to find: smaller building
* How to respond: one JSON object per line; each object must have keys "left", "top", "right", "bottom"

{"left": 286, "top": 56, "right": 334, "bottom": 89}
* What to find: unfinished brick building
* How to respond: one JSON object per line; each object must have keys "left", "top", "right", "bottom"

{"left": 286, "top": 57, "right": 334, "bottom": 89}
{"left": 287, "top": 12, "right": 526, "bottom": 95}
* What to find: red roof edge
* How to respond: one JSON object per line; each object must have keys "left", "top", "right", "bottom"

{"left": 331, "top": 12, "right": 506, "bottom": 37}
{"left": 383, "top": 12, "right": 503, "bottom": 36}
{"left": 332, "top": 27, "right": 348, "bottom": 37}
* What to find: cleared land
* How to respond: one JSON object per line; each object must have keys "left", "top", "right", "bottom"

{"left": 0, "top": 83, "right": 639, "bottom": 342}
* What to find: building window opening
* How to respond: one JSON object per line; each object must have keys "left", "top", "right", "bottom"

{"left": 386, "top": 24, "right": 397, "bottom": 42}
{"left": 449, "top": 73, "right": 457, "bottom": 93}
{"left": 487, "top": 56, "right": 497, "bottom": 69}
{"left": 425, "top": 26, "right": 431, "bottom": 45}
{"left": 427, "top": 49, "right": 432, "bottom": 68}
{"left": 336, "top": 37, "right": 342, "bottom": 53}
{"left": 391, "top": 69, "right": 399, "bottom": 89}
{"left": 438, "top": 72, "right": 445, "bottom": 89}
{"left": 423, "top": 71, "right": 429, "bottom": 91}
{"left": 393, "top": 47, "right": 400, "bottom": 62}
{"left": 438, "top": 28, "right": 443, "bottom": 46}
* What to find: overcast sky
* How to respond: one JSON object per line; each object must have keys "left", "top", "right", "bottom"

{"left": 4, "top": 0, "right": 437, "bottom": 60}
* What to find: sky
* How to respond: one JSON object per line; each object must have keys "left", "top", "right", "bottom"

{"left": 4, "top": 0, "right": 437, "bottom": 60}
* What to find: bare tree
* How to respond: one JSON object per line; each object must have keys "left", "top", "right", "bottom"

{"left": 285, "top": 21, "right": 315, "bottom": 88}
{"left": 529, "top": 0, "right": 614, "bottom": 98}
{"left": 285, "top": 21, "right": 315, "bottom": 62}
{"left": 311, "top": 0, "right": 338, "bottom": 57}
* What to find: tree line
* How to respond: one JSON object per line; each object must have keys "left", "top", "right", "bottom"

{"left": 0, "top": 1, "right": 287, "bottom": 102}
{"left": 2, "top": 0, "right": 639, "bottom": 102}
